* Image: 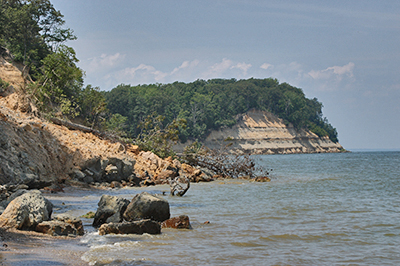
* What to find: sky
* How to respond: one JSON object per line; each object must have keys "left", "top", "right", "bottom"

{"left": 51, "top": 0, "right": 400, "bottom": 151}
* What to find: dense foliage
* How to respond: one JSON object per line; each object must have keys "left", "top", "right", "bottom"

{"left": 0, "top": 0, "right": 76, "bottom": 75}
{"left": 0, "top": 0, "right": 106, "bottom": 127}
{"left": 104, "top": 78, "right": 339, "bottom": 143}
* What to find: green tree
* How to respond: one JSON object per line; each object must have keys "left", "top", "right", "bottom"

{"left": 79, "top": 85, "right": 107, "bottom": 128}
{"left": 135, "top": 113, "right": 187, "bottom": 158}
{"left": 0, "top": 0, "right": 75, "bottom": 73}
{"left": 29, "top": 45, "right": 84, "bottom": 116}
{"left": 104, "top": 113, "right": 128, "bottom": 136}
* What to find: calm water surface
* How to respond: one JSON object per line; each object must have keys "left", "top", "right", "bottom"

{"left": 50, "top": 151, "right": 400, "bottom": 265}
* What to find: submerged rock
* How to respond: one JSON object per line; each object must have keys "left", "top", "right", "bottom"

{"left": 98, "top": 219, "right": 161, "bottom": 235}
{"left": 161, "top": 215, "right": 191, "bottom": 229}
{"left": 123, "top": 192, "right": 170, "bottom": 222}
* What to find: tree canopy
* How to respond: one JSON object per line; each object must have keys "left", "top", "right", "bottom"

{"left": 0, "top": 0, "right": 76, "bottom": 73}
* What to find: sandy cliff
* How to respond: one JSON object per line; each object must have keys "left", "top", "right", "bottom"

{"left": 203, "top": 110, "right": 343, "bottom": 154}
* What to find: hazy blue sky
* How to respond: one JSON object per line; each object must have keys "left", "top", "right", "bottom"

{"left": 51, "top": 0, "right": 400, "bottom": 150}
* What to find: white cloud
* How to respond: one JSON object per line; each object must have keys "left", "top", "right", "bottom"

{"left": 201, "top": 58, "right": 252, "bottom": 79}
{"left": 87, "top": 53, "right": 126, "bottom": 73}
{"left": 308, "top": 62, "right": 355, "bottom": 81}
{"left": 260, "top": 63, "right": 273, "bottom": 70}
{"left": 171, "top": 60, "right": 199, "bottom": 75}
{"left": 231, "top": 62, "right": 252, "bottom": 75}
{"left": 115, "top": 64, "right": 168, "bottom": 84}
{"left": 208, "top": 58, "right": 233, "bottom": 75}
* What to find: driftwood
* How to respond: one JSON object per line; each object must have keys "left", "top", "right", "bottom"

{"left": 49, "top": 117, "right": 121, "bottom": 144}
{"left": 178, "top": 142, "right": 270, "bottom": 179}
{"left": 169, "top": 176, "right": 190, "bottom": 197}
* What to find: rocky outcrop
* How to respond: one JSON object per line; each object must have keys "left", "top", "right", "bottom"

{"left": 123, "top": 192, "right": 170, "bottom": 222}
{"left": 92, "top": 195, "right": 130, "bottom": 227}
{"left": 98, "top": 219, "right": 161, "bottom": 236}
{"left": 93, "top": 192, "right": 172, "bottom": 235}
{"left": 0, "top": 190, "right": 52, "bottom": 230}
{"left": 202, "top": 110, "right": 343, "bottom": 155}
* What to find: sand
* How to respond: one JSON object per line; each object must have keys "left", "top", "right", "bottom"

{"left": 0, "top": 228, "right": 88, "bottom": 266}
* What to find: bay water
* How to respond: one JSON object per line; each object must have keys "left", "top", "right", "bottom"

{"left": 48, "top": 151, "right": 400, "bottom": 265}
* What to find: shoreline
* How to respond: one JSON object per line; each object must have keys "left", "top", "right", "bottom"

{"left": 1, "top": 227, "right": 88, "bottom": 266}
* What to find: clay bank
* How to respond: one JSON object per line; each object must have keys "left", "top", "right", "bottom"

{"left": 200, "top": 109, "right": 344, "bottom": 155}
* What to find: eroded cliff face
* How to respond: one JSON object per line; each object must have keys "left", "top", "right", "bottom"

{"left": 0, "top": 55, "right": 207, "bottom": 188}
{"left": 203, "top": 110, "right": 343, "bottom": 154}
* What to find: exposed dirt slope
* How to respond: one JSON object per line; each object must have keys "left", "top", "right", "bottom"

{"left": 0, "top": 56, "right": 204, "bottom": 187}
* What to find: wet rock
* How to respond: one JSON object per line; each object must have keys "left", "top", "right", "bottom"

{"left": 123, "top": 192, "right": 170, "bottom": 222}
{"left": 161, "top": 215, "right": 191, "bottom": 229}
{"left": 98, "top": 219, "right": 161, "bottom": 235}
{"left": 254, "top": 176, "right": 271, "bottom": 182}
{"left": 35, "top": 214, "right": 84, "bottom": 236}
{"left": 110, "top": 181, "right": 122, "bottom": 189}
{"left": 93, "top": 195, "right": 130, "bottom": 227}
{"left": 0, "top": 190, "right": 52, "bottom": 230}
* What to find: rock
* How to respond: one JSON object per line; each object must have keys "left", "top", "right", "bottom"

{"left": 140, "top": 178, "right": 155, "bottom": 187}
{"left": 82, "top": 157, "right": 105, "bottom": 182}
{"left": 127, "top": 174, "right": 141, "bottom": 187}
{"left": 104, "top": 164, "right": 119, "bottom": 182}
{"left": 98, "top": 219, "right": 161, "bottom": 235}
{"left": 110, "top": 181, "right": 122, "bottom": 188}
{"left": 161, "top": 215, "right": 191, "bottom": 229}
{"left": 71, "top": 169, "right": 86, "bottom": 181}
{"left": 123, "top": 192, "right": 170, "bottom": 222}
{"left": 254, "top": 176, "right": 271, "bottom": 182}
{"left": 120, "top": 159, "right": 135, "bottom": 178}
{"left": 20, "top": 123, "right": 32, "bottom": 131}
{"left": 35, "top": 214, "right": 84, "bottom": 236}
{"left": 83, "top": 175, "right": 94, "bottom": 184}
{"left": 127, "top": 145, "right": 140, "bottom": 155}
{"left": 0, "top": 190, "right": 53, "bottom": 230}
{"left": 156, "top": 170, "right": 177, "bottom": 182}
{"left": 93, "top": 195, "right": 130, "bottom": 227}
{"left": 0, "top": 189, "right": 27, "bottom": 209}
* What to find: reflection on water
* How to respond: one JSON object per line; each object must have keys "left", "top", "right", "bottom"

{"left": 34, "top": 152, "right": 400, "bottom": 265}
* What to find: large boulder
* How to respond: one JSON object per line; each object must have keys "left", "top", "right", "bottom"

{"left": 123, "top": 192, "right": 170, "bottom": 222}
{"left": 98, "top": 219, "right": 161, "bottom": 235}
{"left": 92, "top": 195, "right": 130, "bottom": 227}
{"left": 35, "top": 214, "right": 84, "bottom": 236}
{"left": 0, "top": 190, "right": 53, "bottom": 230}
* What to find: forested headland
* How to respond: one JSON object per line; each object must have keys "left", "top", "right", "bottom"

{"left": 104, "top": 79, "right": 338, "bottom": 144}
{"left": 1, "top": 0, "right": 338, "bottom": 159}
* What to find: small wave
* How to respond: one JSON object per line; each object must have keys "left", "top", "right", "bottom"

{"left": 231, "top": 241, "right": 266, "bottom": 247}
{"left": 260, "top": 234, "right": 301, "bottom": 241}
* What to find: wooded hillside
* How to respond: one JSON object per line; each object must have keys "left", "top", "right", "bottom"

{"left": 104, "top": 79, "right": 339, "bottom": 143}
